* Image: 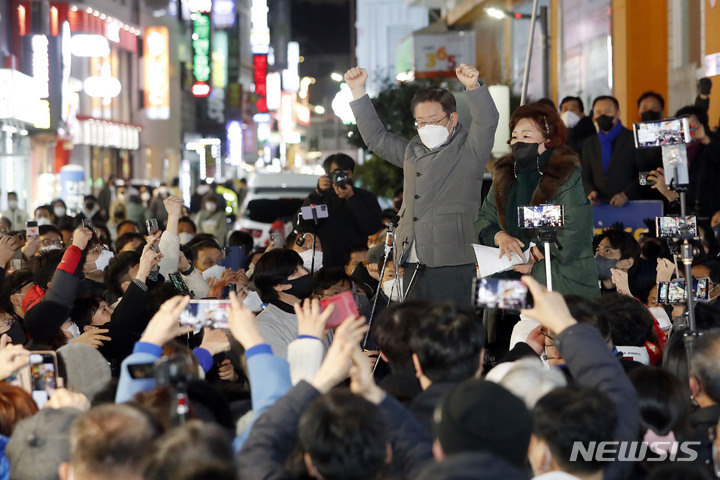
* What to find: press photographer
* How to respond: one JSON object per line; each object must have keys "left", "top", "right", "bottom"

{"left": 300, "top": 153, "right": 383, "bottom": 269}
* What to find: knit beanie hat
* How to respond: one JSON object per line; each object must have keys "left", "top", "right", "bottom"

{"left": 433, "top": 378, "right": 532, "bottom": 467}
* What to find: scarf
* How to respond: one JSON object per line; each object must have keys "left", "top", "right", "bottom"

{"left": 598, "top": 120, "right": 623, "bottom": 171}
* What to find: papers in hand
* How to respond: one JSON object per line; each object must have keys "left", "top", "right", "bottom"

{"left": 472, "top": 243, "right": 536, "bottom": 278}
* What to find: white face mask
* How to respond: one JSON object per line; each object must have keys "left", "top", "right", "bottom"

{"left": 54, "top": 207, "right": 66, "bottom": 218}
{"left": 202, "top": 264, "right": 225, "bottom": 280}
{"left": 92, "top": 249, "right": 115, "bottom": 273}
{"left": 382, "top": 278, "right": 403, "bottom": 302}
{"left": 40, "top": 245, "right": 63, "bottom": 253}
{"left": 7, "top": 200, "right": 18, "bottom": 209}
{"left": 418, "top": 123, "right": 451, "bottom": 149}
{"left": 36, "top": 217, "right": 52, "bottom": 226}
{"left": 243, "top": 290, "right": 264, "bottom": 311}
{"left": 141, "top": 192, "right": 151, "bottom": 202}
{"left": 560, "top": 110, "right": 581, "bottom": 128}
{"left": 178, "top": 232, "right": 195, "bottom": 245}
{"left": 205, "top": 202, "right": 217, "bottom": 213}
{"left": 299, "top": 249, "right": 323, "bottom": 272}
{"left": 64, "top": 322, "right": 81, "bottom": 339}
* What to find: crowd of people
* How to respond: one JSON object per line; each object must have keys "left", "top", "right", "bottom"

{"left": 0, "top": 66, "right": 719, "bottom": 480}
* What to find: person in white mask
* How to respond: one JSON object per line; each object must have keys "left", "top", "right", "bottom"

{"left": 559, "top": 95, "right": 595, "bottom": 155}
{"left": 1, "top": 191, "right": 28, "bottom": 230}
{"left": 291, "top": 231, "right": 324, "bottom": 274}
{"left": 83, "top": 242, "right": 115, "bottom": 291}
{"left": 51, "top": 199, "right": 74, "bottom": 228}
{"left": 34, "top": 205, "right": 55, "bottom": 226}
{"left": 194, "top": 195, "right": 228, "bottom": 247}
{"left": 345, "top": 63, "right": 498, "bottom": 308}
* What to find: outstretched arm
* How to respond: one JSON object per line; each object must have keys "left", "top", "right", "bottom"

{"left": 346, "top": 66, "right": 409, "bottom": 168}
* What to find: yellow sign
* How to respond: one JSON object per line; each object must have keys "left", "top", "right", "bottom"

{"left": 144, "top": 26, "right": 170, "bottom": 120}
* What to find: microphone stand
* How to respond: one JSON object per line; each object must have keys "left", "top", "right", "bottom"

{"left": 403, "top": 263, "right": 425, "bottom": 300}
{"left": 363, "top": 219, "right": 397, "bottom": 349}
{"left": 537, "top": 228, "right": 562, "bottom": 291}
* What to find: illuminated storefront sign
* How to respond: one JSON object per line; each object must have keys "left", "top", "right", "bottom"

{"left": 32, "top": 35, "right": 50, "bottom": 99}
{"left": 282, "top": 42, "right": 299, "bottom": 93}
{"left": 192, "top": 12, "right": 211, "bottom": 96}
{"left": 226, "top": 120, "right": 243, "bottom": 165}
{"left": 188, "top": 0, "right": 212, "bottom": 13}
{"left": 211, "top": 31, "right": 227, "bottom": 88}
{"left": 253, "top": 54, "right": 268, "bottom": 113}
{"left": 213, "top": 0, "right": 236, "bottom": 28}
{"left": 250, "top": 0, "right": 269, "bottom": 53}
{"left": 144, "top": 26, "right": 170, "bottom": 119}
{"left": 0, "top": 69, "right": 43, "bottom": 125}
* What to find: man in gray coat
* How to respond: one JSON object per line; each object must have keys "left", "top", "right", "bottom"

{"left": 345, "top": 64, "right": 498, "bottom": 306}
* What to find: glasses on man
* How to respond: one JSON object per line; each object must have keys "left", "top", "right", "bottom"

{"left": 40, "top": 238, "right": 64, "bottom": 247}
{"left": 414, "top": 114, "right": 448, "bottom": 129}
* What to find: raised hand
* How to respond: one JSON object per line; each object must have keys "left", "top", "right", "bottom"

{"left": 520, "top": 275, "right": 577, "bottom": 335}
{"left": 227, "top": 291, "right": 263, "bottom": 350}
{"left": 71, "top": 328, "right": 111, "bottom": 349}
{"left": 294, "top": 298, "right": 333, "bottom": 339}
{"left": 72, "top": 226, "right": 94, "bottom": 250}
{"left": 0, "top": 234, "right": 21, "bottom": 266}
{"left": 0, "top": 343, "right": 30, "bottom": 381}
{"left": 344, "top": 67, "right": 368, "bottom": 99}
{"left": 455, "top": 63, "right": 480, "bottom": 90}
{"left": 140, "top": 296, "right": 193, "bottom": 347}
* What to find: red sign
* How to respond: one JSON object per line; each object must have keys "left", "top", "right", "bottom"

{"left": 253, "top": 54, "right": 268, "bottom": 113}
{"left": 191, "top": 81, "right": 211, "bottom": 97}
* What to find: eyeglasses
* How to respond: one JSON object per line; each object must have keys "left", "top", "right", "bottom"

{"left": 40, "top": 238, "right": 64, "bottom": 247}
{"left": 414, "top": 114, "right": 449, "bottom": 129}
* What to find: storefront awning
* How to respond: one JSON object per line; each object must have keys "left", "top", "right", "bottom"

{"left": 73, "top": 115, "right": 142, "bottom": 150}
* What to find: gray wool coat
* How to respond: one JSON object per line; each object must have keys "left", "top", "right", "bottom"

{"left": 349, "top": 85, "right": 499, "bottom": 267}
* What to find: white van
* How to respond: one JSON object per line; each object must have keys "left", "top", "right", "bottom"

{"left": 235, "top": 172, "right": 320, "bottom": 247}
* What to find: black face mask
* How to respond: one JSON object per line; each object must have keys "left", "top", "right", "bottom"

{"left": 596, "top": 115, "right": 615, "bottom": 133}
{"left": 640, "top": 110, "right": 661, "bottom": 122}
{"left": 595, "top": 256, "right": 618, "bottom": 281}
{"left": 284, "top": 273, "right": 313, "bottom": 300}
{"left": 511, "top": 142, "right": 540, "bottom": 167}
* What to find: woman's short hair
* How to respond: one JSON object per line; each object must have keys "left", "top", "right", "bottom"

{"left": 509, "top": 101, "right": 568, "bottom": 148}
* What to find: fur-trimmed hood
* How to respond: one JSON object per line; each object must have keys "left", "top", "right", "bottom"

{"left": 492, "top": 145, "right": 580, "bottom": 231}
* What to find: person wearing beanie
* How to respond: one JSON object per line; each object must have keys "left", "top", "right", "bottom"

{"left": 432, "top": 378, "right": 532, "bottom": 467}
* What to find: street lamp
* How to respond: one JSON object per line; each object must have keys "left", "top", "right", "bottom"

{"left": 485, "top": 2, "right": 548, "bottom": 105}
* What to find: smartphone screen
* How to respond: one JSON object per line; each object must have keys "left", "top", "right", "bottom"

{"left": 319, "top": 290, "right": 359, "bottom": 329}
{"left": 517, "top": 205, "right": 564, "bottom": 229}
{"left": 473, "top": 278, "right": 533, "bottom": 310}
{"left": 633, "top": 117, "right": 691, "bottom": 148}
{"left": 657, "top": 282, "right": 669, "bottom": 305}
{"left": 655, "top": 216, "right": 697, "bottom": 238}
{"left": 179, "top": 300, "right": 231, "bottom": 329}
{"left": 29, "top": 352, "right": 58, "bottom": 408}
{"left": 26, "top": 221, "right": 39, "bottom": 239}
{"left": 667, "top": 279, "right": 686, "bottom": 304}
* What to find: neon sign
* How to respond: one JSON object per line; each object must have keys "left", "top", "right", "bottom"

{"left": 253, "top": 54, "right": 268, "bottom": 113}
{"left": 192, "top": 12, "right": 211, "bottom": 96}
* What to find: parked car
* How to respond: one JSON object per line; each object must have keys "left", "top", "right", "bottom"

{"left": 235, "top": 172, "right": 319, "bottom": 247}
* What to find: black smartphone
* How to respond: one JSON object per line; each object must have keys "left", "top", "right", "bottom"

{"left": 472, "top": 278, "right": 533, "bottom": 310}
{"left": 82, "top": 219, "right": 93, "bottom": 229}
{"left": 169, "top": 272, "right": 193, "bottom": 297}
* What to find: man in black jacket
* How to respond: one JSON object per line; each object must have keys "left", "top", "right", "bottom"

{"left": 301, "top": 153, "right": 383, "bottom": 269}
{"left": 581, "top": 95, "right": 640, "bottom": 207}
